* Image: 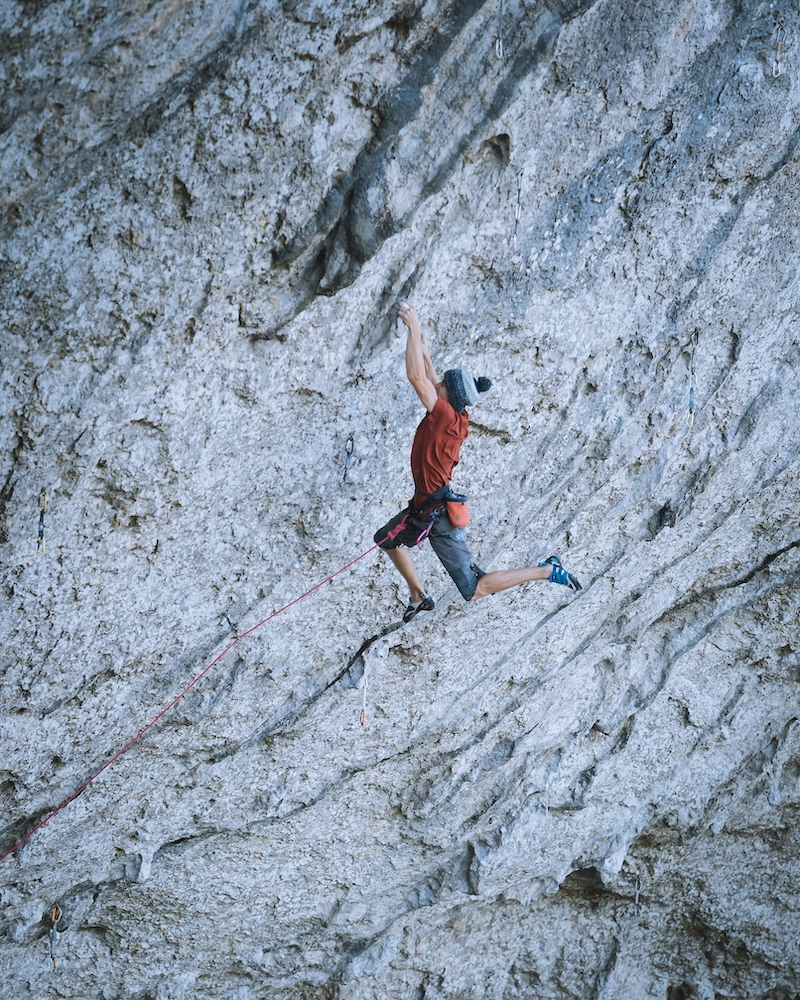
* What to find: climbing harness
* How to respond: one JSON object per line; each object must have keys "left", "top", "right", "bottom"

{"left": 0, "top": 538, "right": 390, "bottom": 864}
{"left": 495, "top": 0, "right": 505, "bottom": 59}
{"left": 413, "top": 485, "right": 468, "bottom": 539}
{"left": 688, "top": 329, "right": 699, "bottom": 426}
{"left": 773, "top": 18, "right": 785, "bottom": 77}
{"left": 411, "top": 517, "right": 436, "bottom": 546}
{"left": 343, "top": 434, "right": 354, "bottom": 483}
{"left": 37, "top": 490, "right": 47, "bottom": 555}
{"left": 49, "top": 902, "right": 63, "bottom": 970}
{"left": 377, "top": 498, "right": 441, "bottom": 550}
{"left": 377, "top": 493, "right": 453, "bottom": 552}
{"left": 378, "top": 484, "right": 473, "bottom": 547}
{"left": 406, "top": 500, "right": 446, "bottom": 545}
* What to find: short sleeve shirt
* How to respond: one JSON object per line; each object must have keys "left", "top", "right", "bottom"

{"left": 410, "top": 397, "right": 468, "bottom": 506}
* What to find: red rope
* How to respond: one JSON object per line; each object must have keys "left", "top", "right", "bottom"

{"left": 1, "top": 540, "right": 383, "bottom": 864}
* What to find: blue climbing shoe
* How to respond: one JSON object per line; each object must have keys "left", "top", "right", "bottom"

{"left": 403, "top": 593, "right": 435, "bottom": 623}
{"left": 538, "top": 555, "right": 582, "bottom": 592}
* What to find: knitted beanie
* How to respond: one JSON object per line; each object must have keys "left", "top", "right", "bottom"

{"left": 443, "top": 369, "right": 492, "bottom": 413}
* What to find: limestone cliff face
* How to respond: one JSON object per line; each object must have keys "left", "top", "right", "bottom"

{"left": 1, "top": 1, "right": 799, "bottom": 998}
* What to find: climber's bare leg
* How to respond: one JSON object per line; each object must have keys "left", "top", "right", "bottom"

{"left": 386, "top": 546, "right": 426, "bottom": 603}
{"left": 471, "top": 564, "right": 550, "bottom": 601}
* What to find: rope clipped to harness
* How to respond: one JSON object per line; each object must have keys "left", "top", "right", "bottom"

{"left": 384, "top": 485, "right": 469, "bottom": 548}
{"left": 383, "top": 507, "right": 434, "bottom": 547}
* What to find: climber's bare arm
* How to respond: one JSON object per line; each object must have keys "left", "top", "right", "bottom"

{"left": 397, "top": 301, "right": 438, "bottom": 412}
{"left": 419, "top": 323, "right": 439, "bottom": 384}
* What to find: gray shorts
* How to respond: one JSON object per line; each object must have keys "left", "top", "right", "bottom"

{"left": 374, "top": 507, "right": 485, "bottom": 601}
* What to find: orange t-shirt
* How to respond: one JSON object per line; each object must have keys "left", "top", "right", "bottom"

{"left": 410, "top": 397, "right": 468, "bottom": 507}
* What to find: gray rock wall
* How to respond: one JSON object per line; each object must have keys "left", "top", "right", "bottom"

{"left": 1, "top": 1, "right": 799, "bottom": 998}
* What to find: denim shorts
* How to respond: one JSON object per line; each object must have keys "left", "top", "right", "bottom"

{"left": 374, "top": 507, "right": 485, "bottom": 601}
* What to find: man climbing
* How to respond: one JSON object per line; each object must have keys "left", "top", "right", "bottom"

{"left": 374, "top": 300, "right": 582, "bottom": 622}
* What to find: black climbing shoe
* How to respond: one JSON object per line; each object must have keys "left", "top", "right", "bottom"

{"left": 538, "top": 555, "right": 582, "bottom": 591}
{"left": 403, "top": 593, "right": 435, "bottom": 623}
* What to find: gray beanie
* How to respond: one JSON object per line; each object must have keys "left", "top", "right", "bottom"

{"left": 443, "top": 369, "right": 492, "bottom": 413}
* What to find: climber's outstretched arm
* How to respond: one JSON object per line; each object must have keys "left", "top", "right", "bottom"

{"left": 419, "top": 320, "right": 439, "bottom": 385}
{"left": 397, "top": 301, "right": 438, "bottom": 412}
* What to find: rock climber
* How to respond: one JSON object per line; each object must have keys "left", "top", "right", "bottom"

{"left": 374, "top": 300, "right": 582, "bottom": 623}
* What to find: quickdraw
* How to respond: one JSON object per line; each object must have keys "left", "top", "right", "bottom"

{"left": 37, "top": 489, "right": 47, "bottom": 555}
{"left": 343, "top": 434, "right": 354, "bottom": 483}
{"left": 495, "top": 0, "right": 505, "bottom": 59}
{"left": 773, "top": 18, "right": 785, "bottom": 78}
{"left": 513, "top": 170, "right": 523, "bottom": 246}
{"left": 688, "top": 329, "right": 699, "bottom": 426}
{"left": 49, "top": 902, "right": 63, "bottom": 970}
{"left": 360, "top": 658, "right": 369, "bottom": 726}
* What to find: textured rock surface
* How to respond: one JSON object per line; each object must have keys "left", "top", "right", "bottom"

{"left": 1, "top": 1, "right": 799, "bottom": 998}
